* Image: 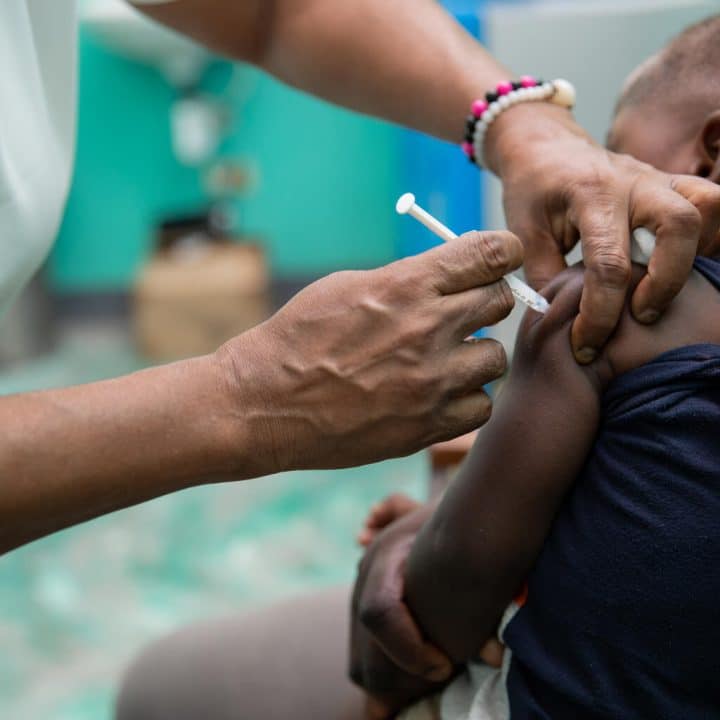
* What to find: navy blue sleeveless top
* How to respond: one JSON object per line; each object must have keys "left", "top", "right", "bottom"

{"left": 504, "top": 257, "right": 720, "bottom": 719}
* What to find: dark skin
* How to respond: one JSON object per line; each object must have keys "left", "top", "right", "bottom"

{"left": 350, "top": 83, "right": 720, "bottom": 717}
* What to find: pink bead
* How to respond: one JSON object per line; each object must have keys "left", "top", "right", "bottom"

{"left": 496, "top": 81, "right": 513, "bottom": 96}
{"left": 520, "top": 75, "right": 537, "bottom": 88}
{"left": 461, "top": 141, "right": 474, "bottom": 158}
{"left": 471, "top": 99, "right": 488, "bottom": 118}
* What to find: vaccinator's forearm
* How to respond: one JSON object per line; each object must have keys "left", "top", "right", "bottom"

{"left": 136, "top": 0, "right": 510, "bottom": 143}
{"left": 0, "top": 354, "right": 243, "bottom": 554}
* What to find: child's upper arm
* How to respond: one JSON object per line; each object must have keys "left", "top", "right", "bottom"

{"left": 405, "top": 261, "right": 720, "bottom": 663}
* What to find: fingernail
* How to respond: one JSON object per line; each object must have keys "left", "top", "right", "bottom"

{"left": 574, "top": 347, "right": 598, "bottom": 365}
{"left": 637, "top": 308, "right": 660, "bottom": 324}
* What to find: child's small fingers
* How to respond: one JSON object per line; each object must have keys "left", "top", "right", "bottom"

{"left": 357, "top": 530, "right": 374, "bottom": 547}
{"left": 368, "top": 494, "right": 421, "bottom": 529}
{"left": 478, "top": 637, "right": 505, "bottom": 668}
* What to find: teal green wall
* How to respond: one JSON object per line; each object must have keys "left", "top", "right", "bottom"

{"left": 216, "top": 66, "right": 400, "bottom": 277}
{"left": 51, "top": 28, "right": 399, "bottom": 292}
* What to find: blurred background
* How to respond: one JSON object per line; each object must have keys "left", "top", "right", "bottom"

{"left": 1, "top": 0, "right": 716, "bottom": 717}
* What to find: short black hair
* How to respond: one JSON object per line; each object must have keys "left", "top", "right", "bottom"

{"left": 616, "top": 14, "right": 720, "bottom": 117}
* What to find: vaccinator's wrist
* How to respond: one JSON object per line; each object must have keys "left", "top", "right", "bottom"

{"left": 483, "top": 102, "right": 590, "bottom": 178}
{"left": 212, "top": 326, "right": 288, "bottom": 480}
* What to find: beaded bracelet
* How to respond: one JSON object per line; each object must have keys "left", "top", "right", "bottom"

{"left": 462, "top": 76, "right": 576, "bottom": 168}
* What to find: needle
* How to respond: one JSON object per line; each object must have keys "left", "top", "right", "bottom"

{"left": 396, "top": 193, "right": 550, "bottom": 315}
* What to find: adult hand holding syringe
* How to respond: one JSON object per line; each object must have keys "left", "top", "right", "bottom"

{"left": 397, "top": 193, "right": 658, "bottom": 316}
{"left": 396, "top": 193, "right": 550, "bottom": 314}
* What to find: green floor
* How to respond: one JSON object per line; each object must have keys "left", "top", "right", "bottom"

{"left": 0, "top": 330, "right": 427, "bottom": 719}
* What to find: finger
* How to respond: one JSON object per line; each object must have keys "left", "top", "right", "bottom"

{"left": 571, "top": 204, "right": 632, "bottom": 363}
{"left": 415, "top": 230, "right": 523, "bottom": 295}
{"left": 434, "top": 391, "right": 494, "bottom": 441}
{"left": 670, "top": 175, "right": 720, "bottom": 256}
{"left": 522, "top": 231, "right": 568, "bottom": 291}
{"left": 444, "top": 341, "right": 507, "bottom": 396}
{"left": 478, "top": 638, "right": 505, "bottom": 669}
{"left": 361, "top": 596, "right": 453, "bottom": 682}
{"left": 357, "top": 530, "right": 374, "bottom": 547}
{"left": 630, "top": 186, "right": 700, "bottom": 323}
{"left": 366, "top": 495, "right": 421, "bottom": 530}
{"left": 442, "top": 280, "right": 515, "bottom": 339}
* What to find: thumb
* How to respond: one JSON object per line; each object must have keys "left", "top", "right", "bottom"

{"left": 416, "top": 230, "right": 524, "bottom": 295}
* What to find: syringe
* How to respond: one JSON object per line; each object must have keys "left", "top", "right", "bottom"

{"left": 396, "top": 193, "right": 550, "bottom": 315}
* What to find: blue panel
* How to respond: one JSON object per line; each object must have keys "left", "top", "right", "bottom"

{"left": 397, "top": 2, "right": 488, "bottom": 259}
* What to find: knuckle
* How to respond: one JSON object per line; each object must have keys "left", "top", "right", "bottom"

{"left": 389, "top": 262, "right": 425, "bottom": 295}
{"left": 328, "top": 269, "right": 363, "bottom": 286}
{"left": 492, "top": 280, "right": 516, "bottom": 319}
{"left": 591, "top": 250, "right": 632, "bottom": 289}
{"left": 475, "top": 231, "right": 514, "bottom": 273}
{"left": 402, "top": 317, "right": 438, "bottom": 350}
{"left": 663, "top": 201, "right": 702, "bottom": 237}
{"left": 567, "top": 166, "right": 615, "bottom": 202}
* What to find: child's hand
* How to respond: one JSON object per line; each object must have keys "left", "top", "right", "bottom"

{"left": 358, "top": 494, "right": 424, "bottom": 547}
{"left": 478, "top": 637, "right": 505, "bottom": 669}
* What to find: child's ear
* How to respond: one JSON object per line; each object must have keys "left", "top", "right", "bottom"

{"left": 697, "top": 109, "right": 720, "bottom": 183}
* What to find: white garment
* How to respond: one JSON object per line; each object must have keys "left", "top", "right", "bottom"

{"left": 398, "top": 603, "right": 522, "bottom": 720}
{"left": 0, "top": 0, "right": 174, "bottom": 317}
{"left": 0, "top": 0, "right": 78, "bottom": 315}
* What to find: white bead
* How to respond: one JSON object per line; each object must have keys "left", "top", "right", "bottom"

{"left": 485, "top": 106, "right": 498, "bottom": 122}
{"left": 551, "top": 78, "right": 576, "bottom": 108}
{"left": 499, "top": 95, "right": 510, "bottom": 109}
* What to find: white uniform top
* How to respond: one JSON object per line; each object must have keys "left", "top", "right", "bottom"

{"left": 0, "top": 0, "right": 78, "bottom": 315}
{"left": 0, "top": 0, "right": 172, "bottom": 316}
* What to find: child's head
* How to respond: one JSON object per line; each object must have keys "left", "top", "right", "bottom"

{"left": 607, "top": 15, "right": 720, "bottom": 182}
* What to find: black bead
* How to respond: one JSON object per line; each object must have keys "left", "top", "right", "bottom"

{"left": 466, "top": 115, "right": 477, "bottom": 132}
{"left": 485, "top": 91, "right": 498, "bottom": 103}
{"left": 512, "top": 81, "right": 522, "bottom": 91}
{"left": 464, "top": 132, "right": 474, "bottom": 144}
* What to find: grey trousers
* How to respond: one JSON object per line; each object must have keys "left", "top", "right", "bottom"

{"left": 115, "top": 586, "right": 364, "bottom": 720}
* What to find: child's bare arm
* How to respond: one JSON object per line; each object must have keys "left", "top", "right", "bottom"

{"left": 403, "top": 269, "right": 604, "bottom": 663}
{"left": 404, "top": 261, "right": 720, "bottom": 665}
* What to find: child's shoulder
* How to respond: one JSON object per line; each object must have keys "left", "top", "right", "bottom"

{"left": 602, "top": 259, "right": 720, "bottom": 378}
{"left": 514, "top": 260, "right": 720, "bottom": 389}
